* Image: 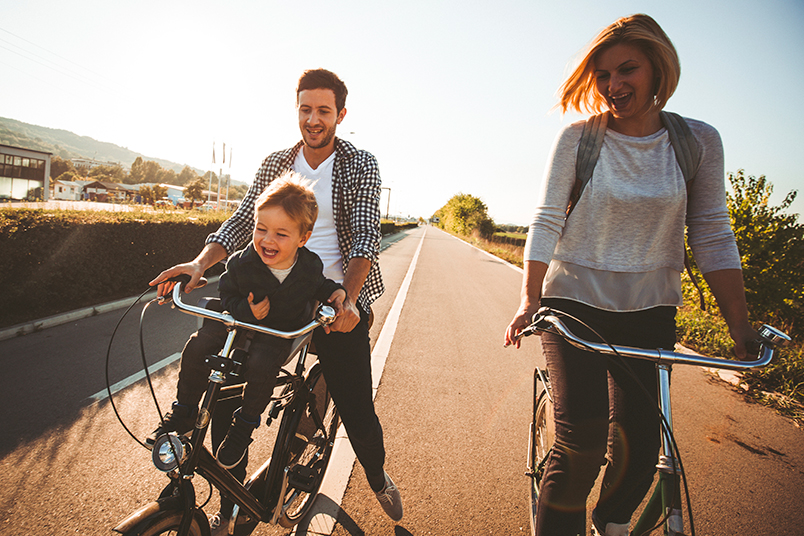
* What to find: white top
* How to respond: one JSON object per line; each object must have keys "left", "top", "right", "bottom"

{"left": 525, "top": 117, "right": 741, "bottom": 312}
{"left": 268, "top": 258, "right": 296, "bottom": 284}
{"left": 293, "top": 150, "right": 345, "bottom": 283}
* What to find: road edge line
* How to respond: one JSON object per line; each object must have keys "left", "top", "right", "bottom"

{"left": 294, "top": 227, "right": 427, "bottom": 535}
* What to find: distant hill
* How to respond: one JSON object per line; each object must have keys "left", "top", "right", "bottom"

{"left": 0, "top": 116, "right": 201, "bottom": 175}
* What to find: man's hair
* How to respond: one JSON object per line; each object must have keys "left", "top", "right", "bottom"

{"left": 255, "top": 171, "right": 318, "bottom": 235}
{"left": 296, "top": 69, "right": 348, "bottom": 112}
{"left": 558, "top": 13, "right": 680, "bottom": 115}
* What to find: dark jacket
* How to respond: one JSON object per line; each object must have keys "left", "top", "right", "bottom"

{"left": 218, "top": 245, "right": 344, "bottom": 331}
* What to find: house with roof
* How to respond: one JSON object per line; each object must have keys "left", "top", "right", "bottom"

{"left": 50, "top": 179, "right": 83, "bottom": 200}
{"left": 83, "top": 180, "right": 136, "bottom": 203}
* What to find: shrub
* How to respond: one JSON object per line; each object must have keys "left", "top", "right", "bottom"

{"left": 0, "top": 208, "right": 228, "bottom": 328}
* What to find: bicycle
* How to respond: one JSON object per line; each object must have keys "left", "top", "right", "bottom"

{"left": 113, "top": 276, "right": 341, "bottom": 536}
{"left": 514, "top": 306, "right": 790, "bottom": 536}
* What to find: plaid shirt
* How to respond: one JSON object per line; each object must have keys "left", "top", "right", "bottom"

{"left": 207, "top": 137, "right": 385, "bottom": 311}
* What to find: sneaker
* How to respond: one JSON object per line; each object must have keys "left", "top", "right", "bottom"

{"left": 145, "top": 402, "right": 197, "bottom": 450}
{"left": 208, "top": 512, "right": 230, "bottom": 536}
{"left": 216, "top": 410, "right": 258, "bottom": 469}
{"left": 373, "top": 471, "right": 403, "bottom": 522}
{"left": 591, "top": 510, "right": 629, "bottom": 536}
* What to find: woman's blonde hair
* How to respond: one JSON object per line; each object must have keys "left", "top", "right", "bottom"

{"left": 558, "top": 14, "right": 680, "bottom": 115}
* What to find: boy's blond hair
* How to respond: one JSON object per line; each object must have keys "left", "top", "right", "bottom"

{"left": 255, "top": 172, "right": 318, "bottom": 234}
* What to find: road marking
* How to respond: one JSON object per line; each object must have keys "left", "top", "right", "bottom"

{"left": 294, "top": 227, "right": 427, "bottom": 535}
{"left": 88, "top": 352, "right": 181, "bottom": 403}
{"left": 444, "top": 230, "right": 523, "bottom": 273}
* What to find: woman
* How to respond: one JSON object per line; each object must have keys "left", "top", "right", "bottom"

{"left": 504, "top": 14, "right": 756, "bottom": 536}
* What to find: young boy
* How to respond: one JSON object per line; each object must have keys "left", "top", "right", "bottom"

{"left": 147, "top": 172, "right": 346, "bottom": 469}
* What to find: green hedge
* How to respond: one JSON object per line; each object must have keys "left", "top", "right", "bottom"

{"left": 1, "top": 210, "right": 419, "bottom": 329}
{"left": 0, "top": 209, "right": 228, "bottom": 328}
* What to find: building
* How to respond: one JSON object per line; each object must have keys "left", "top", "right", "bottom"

{"left": 50, "top": 179, "right": 82, "bottom": 201}
{"left": 83, "top": 180, "right": 136, "bottom": 203}
{"left": 0, "top": 144, "right": 52, "bottom": 201}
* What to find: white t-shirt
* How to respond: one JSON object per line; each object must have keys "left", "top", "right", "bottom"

{"left": 293, "top": 150, "right": 345, "bottom": 283}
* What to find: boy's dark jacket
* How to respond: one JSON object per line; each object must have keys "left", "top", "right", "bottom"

{"left": 218, "top": 245, "right": 344, "bottom": 331}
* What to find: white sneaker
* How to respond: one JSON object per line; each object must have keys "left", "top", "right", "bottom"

{"left": 591, "top": 520, "right": 629, "bottom": 536}
{"left": 374, "top": 471, "right": 403, "bottom": 522}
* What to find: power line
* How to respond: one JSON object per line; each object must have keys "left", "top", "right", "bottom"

{"left": 0, "top": 26, "right": 116, "bottom": 93}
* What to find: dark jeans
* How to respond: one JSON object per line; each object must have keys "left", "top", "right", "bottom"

{"left": 176, "top": 316, "right": 289, "bottom": 419}
{"left": 206, "top": 305, "right": 385, "bottom": 516}
{"left": 535, "top": 298, "right": 676, "bottom": 536}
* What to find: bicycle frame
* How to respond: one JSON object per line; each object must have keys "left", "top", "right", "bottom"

{"left": 114, "top": 281, "right": 337, "bottom": 536}
{"left": 521, "top": 307, "right": 789, "bottom": 536}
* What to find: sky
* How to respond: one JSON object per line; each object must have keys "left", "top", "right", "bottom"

{"left": 1, "top": 0, "right": 802, "bottom": 225}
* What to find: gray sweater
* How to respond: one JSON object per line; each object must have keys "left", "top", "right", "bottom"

{"left": 525, "top": 117, "right": 740, "bottom": 311}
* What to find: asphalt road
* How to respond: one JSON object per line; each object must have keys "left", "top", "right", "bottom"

{"left": 0, "top": 225, "right": 801, "bottom": 535}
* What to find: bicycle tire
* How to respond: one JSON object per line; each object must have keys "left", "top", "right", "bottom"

{"left": 528, "top": 374, "right": 554, "bottom": 536}
{"left": 136, "top": 510, "right": 207, "bottom": 536}
{"left": 266, "top": 364, "right": 340, "bottom": 527}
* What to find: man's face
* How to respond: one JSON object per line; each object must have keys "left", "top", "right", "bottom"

{"left": 297, "top": 88, "right": 346, "bottom": 150}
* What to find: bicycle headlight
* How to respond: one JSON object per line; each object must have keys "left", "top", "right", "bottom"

{"left": 151, "top": 433, "right": 188, "bottom": 472}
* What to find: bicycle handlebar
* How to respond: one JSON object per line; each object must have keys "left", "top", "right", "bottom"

{"left": 516, "top": 307, "right": 790, "bottom": 371}
{"left": 164, "top": 275, "right": 337, "bottom": 340}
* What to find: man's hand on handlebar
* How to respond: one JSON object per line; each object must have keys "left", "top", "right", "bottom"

{"left": 326, "top": 294, "right": 358, "bottom": 334}
{"left": 150, "top": 262, "right": 208, "bottom": 299}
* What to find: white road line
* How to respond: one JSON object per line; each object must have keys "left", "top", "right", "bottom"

{"left": 88, "top": 352, "right": 181, "bottom": 403}
{"left": 444, "top": 230, "right": 524, "bottom": 274}
{"left": 294, "top": 227, "right": 427, "bottom": 535}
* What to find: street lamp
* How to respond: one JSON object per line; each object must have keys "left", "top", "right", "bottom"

{"left": 381, "top": 187, "right": 391, "bottom": 220}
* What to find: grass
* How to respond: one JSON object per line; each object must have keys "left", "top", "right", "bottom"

{"left": 447, "top": 228, "right": 804, "bottom": 426}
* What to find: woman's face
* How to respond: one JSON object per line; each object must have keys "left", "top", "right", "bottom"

{"left": 594, "top": 43, "right": 659, "bottom": 134}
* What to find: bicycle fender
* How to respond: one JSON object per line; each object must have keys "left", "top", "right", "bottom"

{"left": 112, "top": 497, "right": 211, "bottom": 536}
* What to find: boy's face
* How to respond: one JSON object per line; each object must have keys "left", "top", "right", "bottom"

{"left": 253, "top": 205, "right": 311, "bottom": 270}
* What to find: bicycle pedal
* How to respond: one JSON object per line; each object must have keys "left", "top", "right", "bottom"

{"left": 287, "top": 465, "right": 317, "bottom": 493}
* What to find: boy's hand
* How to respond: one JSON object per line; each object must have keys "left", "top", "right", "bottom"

{"left": 323, "top": 289, "right": 348, "bottom": 334}
{"left": 248, "top": 292, "right": 270, "bottom": 320}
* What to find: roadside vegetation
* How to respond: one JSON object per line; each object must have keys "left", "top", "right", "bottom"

{"left": 432, "top": 172, "right": 804, "bottom": 423}
{"left": 1, "top": 208, "right": 418, "bottom": 330}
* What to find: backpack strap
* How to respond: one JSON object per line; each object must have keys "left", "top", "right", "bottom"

{"left": 660, "top": 111, "right": 706, "bottom": 310}
{"left": 660, "top": 111, "right": 700, "bottom": 184}
{"left": 570, "top": 110, "right": 707, "bottom": 310}
{"left": 568, "top": 112, "right": 608, "bottom": 216}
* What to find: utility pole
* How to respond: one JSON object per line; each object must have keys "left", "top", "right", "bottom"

{"left": 381, "top": 187, "right": 391, "bottom": 220}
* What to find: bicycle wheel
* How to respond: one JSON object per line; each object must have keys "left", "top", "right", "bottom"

{"left": 276, "top": 364, "right": 340, "bottom": 527}
{"left": 137, "top": 510, "right": 206, "bottom": 536}
{"left": 528, "top": 373, "right": 554, "bottom": 536}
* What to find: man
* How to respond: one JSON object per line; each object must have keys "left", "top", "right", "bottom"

{"left": 151, "top": 69, "right": 402, "bottom": 532}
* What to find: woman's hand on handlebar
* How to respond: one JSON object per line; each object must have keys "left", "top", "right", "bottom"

{"left": 504, "top": 301, "right": 541, "bottom": 349}
{"left": 730, "top": 322, "right": 760, "bottom": 361}
{"left": 150, "top": 261, "right": 207, "bottom": 298}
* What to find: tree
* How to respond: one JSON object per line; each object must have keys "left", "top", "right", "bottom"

{"left": 726, "top": 170, "right": 803, "bottom": 336}
{"left": 53, "top": 171, "right": 82, "bottom": 183}
{"left": 139, "top": 185, "right": 155, "bottom": 204}
{"left": 184, "top": 178, "right": 206, "bottom": 205}
{"left": 127, "top": 157, "right": 145, "bottom": 184}
{"left": 141, "top": 160, "right": 162, "bottom": 184}
{"left": 177, "top": 166, "right": 198, "bottom": 186}
{"left": 433, "top": 193, "right": 496, "bottom": 238}
{"left": 89, "top": 164, "right": 125, "bottom": 183}
{"left": 152, "top": 184, "right": 168, "bottom": 201}
{"left": 50, "top": 155, "right": 75, "bottom": 180}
